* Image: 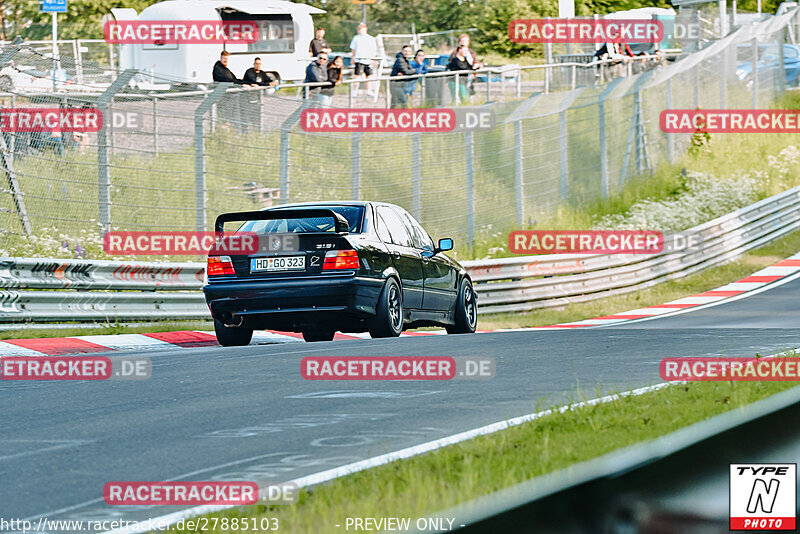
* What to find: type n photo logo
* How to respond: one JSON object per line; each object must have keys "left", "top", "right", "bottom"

{"left": 730, "top": 464, "right": 796, "bottom": 530}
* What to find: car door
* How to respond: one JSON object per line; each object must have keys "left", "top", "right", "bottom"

{"left": 375, "top": 206, "right": 424, "bottom": 310}
{"left": 397, "top": 209, "right": 458, "bottom": 312}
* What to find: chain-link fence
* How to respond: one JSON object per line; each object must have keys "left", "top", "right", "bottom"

{"left": 0, "top": 9, "right": 796, "bottom": 258}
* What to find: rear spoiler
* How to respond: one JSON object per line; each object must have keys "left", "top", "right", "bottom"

{"left": 214, "top": 209, "right": 350, "bottom": 234}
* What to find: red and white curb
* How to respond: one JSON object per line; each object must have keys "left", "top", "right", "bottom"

{"left": 522, "top": 252, "right": 800, "bottom": 329}
{"left": 2, "top": 251, "right": 799, "bottom": 355}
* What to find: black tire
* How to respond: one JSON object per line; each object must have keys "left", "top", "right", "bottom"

{"left": 369, "top": 278, "right": 403, "bottom": 338}
{"left": 302, "top": 330, "right": 336, "bottom": 342}
{"left": 214, "top": 318, "right": 253, "bottom": 347}
{"left": 447, "top": 278, "right": 477, "bottom": 334}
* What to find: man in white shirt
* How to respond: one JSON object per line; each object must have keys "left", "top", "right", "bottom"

{"left": 350, "top": 23, "right": 378, "bottom": 97}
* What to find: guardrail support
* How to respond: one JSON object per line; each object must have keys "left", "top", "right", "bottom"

{"left": 412, "top": 134, "right": 422, "bottom": 221}
{"left": 351, "top": 133, "right": 361, "bottom": 200}
{"left": 465, "top": 131, "right": 475, "bottom": 254}
{"left": 193, "top": 82, "right": 230, "bottom": 231}
{"left": 96, "top": 69, "right": 136, "bottom": 233}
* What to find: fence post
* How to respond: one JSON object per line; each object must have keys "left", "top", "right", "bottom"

{"left": 598, "top": 78, "right": 623, "bottom": 200}
{"left": 777, "top": 28, "right": 786, "bottom": 99}
{"left": 719, "top": 49, "right": 727, "bottom": 108}
{"left": 514, "top": 120, "right": 524, "bottom": 225}
{"left": 0, "top": 129, "right": 31, "bottom": 235}
{"left": 351, "top": 133, "right": 361, "bottom": 200}
{"left": 96, "top": 70, "right": 136, "bottom": 233}
{"left": 465, "top": 131, "right": 475, "bottom": 254}
{"left": 152, "top": 95, "right": 159, "bottom": 154}
{"left": 194, "top": 82, "right": 230, "bottom": 231}
{"left": 559, "top": 111, "right": 569, "bottom": 199}
{"left": 693, "top": 61, "right": 700, "bottom": 108}
{"left": 516, "top": 67, "right": 522, "bottom": 99}
{"left": 412, "top": 134, "right": 421, "bottom": 221}
{"left": 666, "top": 77, "right": 674, "bottom": 163}
{"left": 752, "top": 36, "right": 759, "bottom": 108}
{"left": 279, "top": 102, "right": 311, "bottom": 205}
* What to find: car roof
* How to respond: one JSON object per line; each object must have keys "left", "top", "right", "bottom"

{"left": 263, "top": 201, "right": 405, "bottom": 211}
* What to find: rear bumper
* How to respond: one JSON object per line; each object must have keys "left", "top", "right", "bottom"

{"left": 203, "top": 274, "right": 384, "bottom": 331}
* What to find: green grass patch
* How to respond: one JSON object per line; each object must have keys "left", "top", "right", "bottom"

{"left": 166, "top": 380, "right": 800, "bottom": 534}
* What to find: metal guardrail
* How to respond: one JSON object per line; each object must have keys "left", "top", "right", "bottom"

{"left": 463, "top": 184, "right": 800, "bottom": 313}
{"left": 0, "top": 185, "right": 798, "bottom": 323}
{"left": 415, "top": 383, "right": 800, "bottom": 533}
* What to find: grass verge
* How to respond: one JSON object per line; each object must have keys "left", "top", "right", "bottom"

{"left": 166, "top": 380, "right": 800, "bottom": 534}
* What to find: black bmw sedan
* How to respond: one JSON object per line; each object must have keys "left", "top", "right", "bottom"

{"left": 203, "top": 201, "right": 477, "bottom": 345}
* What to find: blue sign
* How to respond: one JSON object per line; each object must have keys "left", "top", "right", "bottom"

{"left": 39, "top": 0, "right": 67, "bottom": 13}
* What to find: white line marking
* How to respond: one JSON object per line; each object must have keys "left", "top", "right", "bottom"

{"left": 100, "top": 382, "right": 673, "bottom": 534}
{"left": 0, "top": 342, "right": 46, "bottom": 356}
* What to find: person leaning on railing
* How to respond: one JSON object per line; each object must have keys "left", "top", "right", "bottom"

{"left": 390, "top": 45, "right": 417, "bottom": 108}
{"left": 212, "top": 50, "right": 244, "bottom": 84}
{"left": 447, "top": 45, "right": 474, "bottom": 103}
{"left": 319, "top": 56, "right": 344, "bottom": 107}
{"left": 405, "top": 49, "right": 429, "bottom": 100}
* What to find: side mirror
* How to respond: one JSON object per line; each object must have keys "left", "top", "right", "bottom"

{"left": 438, "top": 238, "right": 454, "bottom": 252}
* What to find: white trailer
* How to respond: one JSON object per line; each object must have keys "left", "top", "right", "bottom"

{"left": 110, "top": 0, "right": 325, "bottom": 84}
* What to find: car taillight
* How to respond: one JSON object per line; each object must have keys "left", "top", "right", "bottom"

{"left": 207, "top": 255, "right": 235, "bottom": 276}
{"left": 323, "top": 250, "right": 360, "bottom": 270}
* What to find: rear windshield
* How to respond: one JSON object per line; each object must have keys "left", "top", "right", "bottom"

{"left": 236, "top": 206, "right": 365, "bottom": 234}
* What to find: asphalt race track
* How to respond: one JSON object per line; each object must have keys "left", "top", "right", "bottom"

{"left": 3, "top": 275, "right": 800, "bottom": 529}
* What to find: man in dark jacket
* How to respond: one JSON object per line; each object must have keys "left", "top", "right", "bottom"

{"left": 212, "top": 51, "right": 243, "bottom": 84}
{"left": 390, "top": 45, "right": 416, "bottom": 108}
{"left": 304, "top": 54, "right": 329, "bottom": 98}
{"left": 242, "top": 57, "right": 279, "bottom": 87}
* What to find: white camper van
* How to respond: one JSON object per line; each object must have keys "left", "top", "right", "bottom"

{"left": 110, "top": 0, "right": 325, "bottom": 84}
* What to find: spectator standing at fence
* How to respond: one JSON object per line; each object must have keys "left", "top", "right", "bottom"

{"left": 449, "top": 34, "right": 483, "bottom": 70}
{"left": 243, "top": 57, "right": 280, "bottom": 88}
{"left": 350, "top": 23, "right": 378, "bottom": 97}
{"left": 309, "top": 28, "right": 332, "bottom": 57}
{"left": 390, "top": 45, "right": 416, "bottom": 108}
{"left": 447, "top": 45, "right": 471, "bottom": 103}
{"left": 404, "top": 49, "right": 428, "bottom": 102}
{"left": 304, "top": 53, "right": 329, "bottom": 99}
{"left": 212, "top": 51, "right": 243, "bottom": 84}
{"left": 319, "top": 56, "right": 344, "bottom": 107}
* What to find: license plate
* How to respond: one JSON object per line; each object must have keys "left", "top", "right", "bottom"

{"left": 251, "top": 256, "right": 305, "bottom": 272}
